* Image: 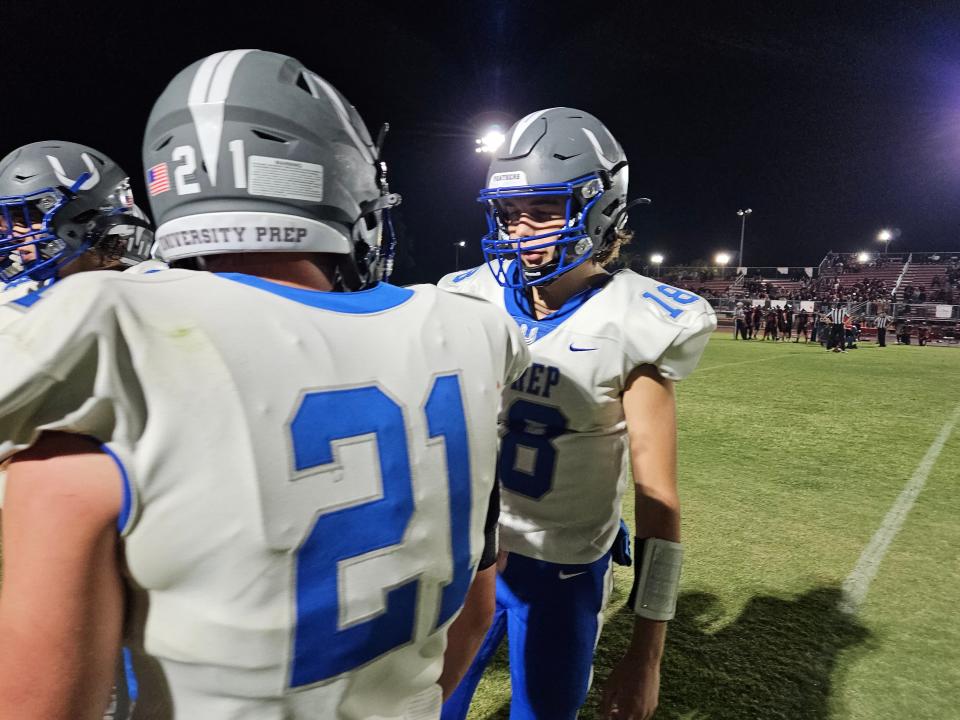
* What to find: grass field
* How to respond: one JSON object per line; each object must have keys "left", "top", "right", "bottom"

{"left": 467, "top": 333, "right": 960, "bottom": 720}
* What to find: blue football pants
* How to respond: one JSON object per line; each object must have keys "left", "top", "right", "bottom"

{"left": 441, "top": 550, "right": 612, "bottom": 720}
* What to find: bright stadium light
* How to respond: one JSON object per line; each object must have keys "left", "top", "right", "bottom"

{"left": 877, "top": 228, "right": 894, "bottom": 254}
{"left": 650, "top": 253, "right": 664, "bottom": 276}
{"left": 857, "top": 251, "right": 870, "bottom": 263}
{"left": 475, "top": 127, "right": 506, "bottom": 154}
{"left": 715, "top": 252, "right": 731, "bottom": 266}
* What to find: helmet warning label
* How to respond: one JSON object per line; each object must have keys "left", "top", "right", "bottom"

{"left": 248, "top": 156, "right": 324, "bottom": 203}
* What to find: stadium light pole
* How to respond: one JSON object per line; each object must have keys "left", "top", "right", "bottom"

{"left": 651, "top": 253, "right": 664, "bottom": 277}
{"left": 877, "top": 229, "right": 893, "bottom": 254}
{"left": 454, "top": 240, "right": 466, "bottom": 270}
{"left": 737, "top": 208, "right": 752, "bottom": 270}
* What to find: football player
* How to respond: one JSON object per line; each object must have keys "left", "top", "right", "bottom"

{"left": 0, "top": 140, "right": 154, "bottom": 321}
{"left": 0, "top": 50, "right": 529, "bottom": 719}
{"left": 0, "top": 142, "right": 154, "bottom": 515}
{"left": 0, "top": 141, "right": 154, "bottom": 720}
{"left": 438, "top": 108, "right": 717, "bottom": 720}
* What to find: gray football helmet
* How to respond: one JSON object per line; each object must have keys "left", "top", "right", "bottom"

{"left": 0, "top": 141, "right": 152, "bottom": 283}
{"left": 143, "top": 49, "right": 400, "bottom": 288}
{"left": 479, "top": 107, "right": 630, "bottom": 288}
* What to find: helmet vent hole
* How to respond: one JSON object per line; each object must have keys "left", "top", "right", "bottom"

{"left": 602, "top": 199, "right": 621, "bottom": 218}
{"left": 252, "top": 129, "right": 289, "bottom": 144}
{"left": 74, "top": 210, "right": 97, "bottom": 223}
{"left": 153, "top": 136, "right": 173, "bottom": 152}
{"left": 296, "top": 71, "right": 319, "bottom": 98}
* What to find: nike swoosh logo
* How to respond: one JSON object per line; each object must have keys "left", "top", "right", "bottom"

{"left": 569, "top": 345, "right": 597, "bottom": 352}
{"left": 558, "top": 571, "right": 587, "bottom": 580}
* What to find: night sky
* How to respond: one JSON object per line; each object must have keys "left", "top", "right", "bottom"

{"left": 4, "top": 1, "right": 960, "bottom": 283}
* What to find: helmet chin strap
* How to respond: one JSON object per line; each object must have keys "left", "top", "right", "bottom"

{"left": 520, "top": 232, "right": 596, "bottom": 287}
{"left": 521, "top": 258, "right": 561, "bottom": 286}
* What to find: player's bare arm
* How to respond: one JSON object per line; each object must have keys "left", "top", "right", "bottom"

{"left": 600, "top": 364, "right": 680, "bottom": 720}
{"left": 0, "top": 433, "right": 124, "bottom": 720}
{"left": 439, "top": 477, "right": 503, "bottom": 700}
{"left": 438, "top": 565, "right": 496, "bottom": 699}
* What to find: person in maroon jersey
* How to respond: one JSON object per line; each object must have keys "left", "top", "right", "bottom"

{"left": 763, "top": 308, "right": 778, "bottom": 341}
{"left": 776, "top": 306, "right": 787, "bottom": 341}
{"left": 795, "top": 308, "right": 809, "bottom": 342}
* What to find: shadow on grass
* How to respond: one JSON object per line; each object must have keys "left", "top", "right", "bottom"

{"left": 479, "top": 586, "right": 870, "bottom": 719}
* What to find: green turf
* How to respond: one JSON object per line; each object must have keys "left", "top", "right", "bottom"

{"left": 467, "top": 334, "right": 960, "bottom": 719}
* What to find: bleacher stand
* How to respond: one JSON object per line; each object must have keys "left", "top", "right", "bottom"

{"left": 633, "top": 252, "right": 958, "bottom": 343}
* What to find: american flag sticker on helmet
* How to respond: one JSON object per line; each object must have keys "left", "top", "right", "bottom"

{"left": 147, "top": 163, "right": 171, "bottom": 196}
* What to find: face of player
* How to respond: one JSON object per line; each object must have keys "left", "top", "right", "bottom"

{"left": 0, "top": 217, "right": 42, "bottom": 263}
{"left": 498, "top": 195, "right": 567, "bottom": 268}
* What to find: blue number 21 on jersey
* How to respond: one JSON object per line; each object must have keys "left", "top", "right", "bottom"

{"left": 287, "top": 375, "right": 472, "bottom": 687}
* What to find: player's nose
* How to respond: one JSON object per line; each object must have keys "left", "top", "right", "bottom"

{"left": 510, "top": 217, "right": 537, "bottom": 240}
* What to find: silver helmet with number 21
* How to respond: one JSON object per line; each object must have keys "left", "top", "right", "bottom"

{"left": 143, "top": 49, "right": 400, "bottom": 288}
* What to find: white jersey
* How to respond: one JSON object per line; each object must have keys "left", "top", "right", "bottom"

{"left": 0, "top": 278, "right": 46, "bottom": 507}
{"left": 0, "top": 268, "right": 529, "bottom": 720}
{"left": 0, "top": 261, "right": 168, "bottom": 330}
{"left": 439, "top": 261, "right": 716, "bottom": 564}
{"left": 0, "top": 263, "right": 168, "bottom": 506}
{"left": 0, "top": 277, "right": 43, "bottom": 330}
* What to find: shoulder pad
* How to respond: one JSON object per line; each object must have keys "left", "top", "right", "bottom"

{"left": 124, "top": 259, "right": 170, "bottom": 275}
{"left": 612, "top": 271, "right": 714, "bottom": 326}
{"left": 436, "top": 263, "right": 503, "bottom": 304}
{"left": 613, "top": 271, "right": 717, "bottom": 380}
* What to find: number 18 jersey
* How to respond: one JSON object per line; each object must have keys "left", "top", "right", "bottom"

{"left": 0, "top": 269, "right": 529, "bottom": 719}
{"left": 439, "top": 262, "right": 716, "bottom": 565}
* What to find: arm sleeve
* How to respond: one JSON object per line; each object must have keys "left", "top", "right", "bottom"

{"left": 622, "top": 293, "right": 717, "bottom": 382}
{"left": 477, "top": 481, "right": 500, "bottom": 571}
{"left": 654, "top": 307, "right": 717, "bottom": 381}
{"left": 0, "top": 276, "right": 145, "bottom": 464}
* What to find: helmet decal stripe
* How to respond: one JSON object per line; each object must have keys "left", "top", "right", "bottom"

{"left": 581, "top": 128, "right": 615, "bottom": 170}
{"left": 46, "top": 153, "right": 100, "bottom": 190}
{"left": 507, "top": 108, "right": 555, "bottom": 154}
{"left": 309, "top": 73, "right": 375, "bottom": 165}
{"left": 187, "top": 49, "right": 256, "bottom": 187}
{"left": 188, "top": 50, "right": 228, "bottom": 106}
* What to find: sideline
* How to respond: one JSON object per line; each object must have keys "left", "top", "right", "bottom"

{"left": 839, "top": 400, "right": 960, "bottom": 614}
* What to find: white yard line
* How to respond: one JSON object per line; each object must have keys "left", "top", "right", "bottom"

{"left": 697, "top": 351, "right": 812, "bottom": 372}
{"left": 839, "top": 400, "right": 960, "bottom": 614}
